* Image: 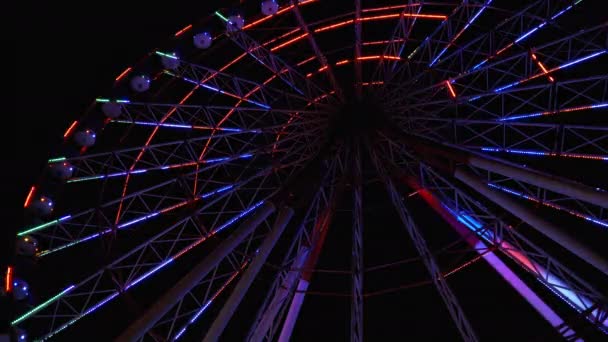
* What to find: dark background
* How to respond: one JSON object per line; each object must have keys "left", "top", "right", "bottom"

{"left": 3, "top": 1, "right": 606, "bottom": 340}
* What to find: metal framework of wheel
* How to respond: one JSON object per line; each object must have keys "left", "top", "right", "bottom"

{"left": 7, "top": 0, "right": 608, "bottom": 341}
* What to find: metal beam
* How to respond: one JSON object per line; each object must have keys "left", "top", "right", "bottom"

{"left": 351, "top": 142, "right": 364, "bottom": 342}
{"left": 290, "top": 0, "right": 344, "bottom": 101}
{"left": 354, "top": 0, "right": 363, "bottom": 98}
{"left": 402, "top": 177, "right": 580, "bottom": 340}
{"left": 454, "top": 168, "right": 608, "bottom": 276}
{"left": 370, "top": 149, "right": 479, "bottom": 342}
{"left": 116, "top": 201, "right": 276, "bottom": 341}
{"left": 203, "top": 207, "right": 294, "bottom": 341}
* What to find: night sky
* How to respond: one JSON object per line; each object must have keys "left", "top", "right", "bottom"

{"left": 4, "top": 1, "right": 607, "bottom": 340}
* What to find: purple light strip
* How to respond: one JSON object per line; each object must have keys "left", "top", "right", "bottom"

{"left": 446, "top": 206, "right": 607, "bottom": 334}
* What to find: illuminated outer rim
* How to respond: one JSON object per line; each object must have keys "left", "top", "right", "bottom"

{"left": 14, "top": 0, "right": 608, "bottom": 340}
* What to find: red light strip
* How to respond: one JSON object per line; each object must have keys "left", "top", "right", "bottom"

{"left": 297, "top": 56, "right": 317, "bottom": 66}
{"left": 363, "top": 38, "right": 407, "bottom": 46}
{"left": 243, "top": 0, "right": 318, "bottom": 30}
{"left": 531, "top": 53, "right": 555, "bottom": 82}
{"left": 362, "top": 4, "right": 419, "bottom": 13}
{"left": 270, "top": 33, "right": 309, "bottom": 52}
{"left": 314, "top": 19, "right": 354, "bottom": 33}
{"left": 174, "top": 24, "right": 193, "bottom": 37}
{"left": 5, "top": 266, "right": 13, "bottom": 293}
{"left": 24, "top": 186, "right": 36, "bottom": 208}
{"left": 115, "top": 67, "right": 132, "bottom": 81}
{"left": 306, "top": 56, "right": 400, "bottom": 78}
{"left": 335, "top": 59, "right": 350, "bottom": 66}
{"left": 446, "top": 81, "right": 457, "bottom": 98}
{"left": 361, "top": 81, "right": 384, "bottom": 86}
{"left": 63, "top": 121, "right": 78, "bottom": 139}
{"left": 361, "top": 13, "right": 446, "bottom": 21}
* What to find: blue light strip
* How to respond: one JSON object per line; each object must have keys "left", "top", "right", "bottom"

{"left": 111, "top": 119, "right": 256, "bottom": 133}
{"left": 468, "top": 1, "right": 581, "bottom": 72}
{"left": 444, "top": 205, "right": 608, "bottom": 333}
{"left": 68, "top": 152, "right": 256, "bottom": 183}
{"left": 38, "top": 183, "right": 247, "bottom": 256}
{"left": 442, "top": 203, "right": 608, "bottom": 333}
{"left": 429, "top": 0, "right": 492, "bottom": 67}
{"left": 493, "top": 51, "right": 607, "bottom": 93}
{"left": 487, "top": 183, "right": 608, "bottom": 229}
{"left": 163, "top": 71, "right": 271, "bottom": 109}
{"left": 480, "top": 147, "right": 608, "bottom": 161}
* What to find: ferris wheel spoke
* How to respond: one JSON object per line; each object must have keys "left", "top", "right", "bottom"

{"left": 117, "top": 200, "right": 276, "bottom": 341}
{"left": 399, "top": 117, "right": 608, "bottom": 162}
{"left": 378, "top": 138, "right": 608, "bottom": 337}
{"left": 216, "top": 16, "right": 337, "bottom": 106}
{"left": 350, "top": 142, "right": 364, "bottom": 342}
{"left": 385, "top": 0, "right": 487, "bottom": 91}
{"left": 353, "top": 0, "right": 363, "bottom": 99}
{"left": 246, "top": 154, "right": 340, "bottom": 341}
{"left": 23, "top": 193, "right": 274, "bottom": 341}
{"left": 108, "top": 100, "right": 322, "bottom": 133}
{"left": 160, "top": 60, "right": 297, "bottom": 110}
{"left": 415, "top": 0, "right": 585, "bottom": 83}
{"left": 386, "top": 23, "right": 608, "bottom": 108}
{"left": 369, "top": 147, "right": 479, "bottom": 342}
{"left": 411, "top": 163, "right": 608, "bottom": 336}
{"left": 24, "top": 135, "right": 318, "bottom": 254}
{"left": 13, "top": 147, "right": 313, "bottom": 340}
{"left": 380, "top": 130, "right": 608, "bottom": 275}
{"left": 289, "top": 0, "right": 344, "bottom": 100}
{"left": 390, "top": 74, "right": 608, "bottom": 126}
{"left": 370, "top": 1, "right": 422, "bottom": 95}
{"left": 60, "top": 120, "right": 321, "bottom": 185}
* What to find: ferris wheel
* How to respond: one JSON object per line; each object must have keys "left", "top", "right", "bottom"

{"left": 7, "top": 0, "right": 608, "bottom": 340}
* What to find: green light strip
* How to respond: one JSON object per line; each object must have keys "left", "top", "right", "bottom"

{"left": 155, "top": 51, "right": 178, "bottom": 59}
{"left": 18, "top": 216, "right": 71, "bottom": 236}
{"left": 214, "top": 11, "right": 229, "bottom": 22}
{"left": 11, "top": 285, "right": 75, "bottom": 326}
{"left": 95, "top": 98, "right": 110, "bottom": 103}
{"left": 48, "top": 157, "right": 66, "bottom": 163}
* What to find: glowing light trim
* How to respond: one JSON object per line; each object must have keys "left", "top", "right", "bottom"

{"left": 24, "top": 186, "right": 36, "bottom": 208}
{"left": 63, "top": 121, "right": 78, "bottom": 139}
{"left": 494, "top": 51, "right": 607, "bottom": 93}
{"left": 11, "top": 285, "right": 76, "bottom": 326}
{"left": 18, "top": 215, "right": 72, "bottom": 236}
{"left": 173, "top": 262, "right": 248, "bottom": 341}
{"left": 115, "top": 67, "right": 132, "bottom": 81}
{"left": 5, "top": 266, "right": 12, "bottom": 293}
{"left": 446, "top": 80, "right": 457, "bottom": 98}
{"left": 430, "top": 0, "right": 493, "bottom": 67}
{"left": 174, "top": 24, "right": 192, "bottom": 37}
{"left": 481, "top": 147, "right": 608, "bottom": 161}
{"left": 35, "top": 184, "right": 256, "bottom": 257}
{"left": 110, "top": 119, "right": 257, "bottom": 133}
{"left": 488, "top": 183, "right": 608, "bottom": 229}
{"left": 449, "top": 208, "right": 608, "bottom": 333}
{"left": 164, "top": 71, "right": 271, "bottom": 109}
{"left": 499, "top": 102, "right": 608, "bottom": 121}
